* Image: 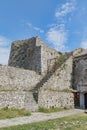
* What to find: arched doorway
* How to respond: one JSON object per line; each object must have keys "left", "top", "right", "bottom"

{"left": 84, "top": 93, "right": 87, "bottom": 109}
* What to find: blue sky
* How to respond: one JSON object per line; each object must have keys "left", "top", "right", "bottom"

{"left": 0, "top": 0, "right": 87, "bottom": 64}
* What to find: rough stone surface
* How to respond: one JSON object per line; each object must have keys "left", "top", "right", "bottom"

{"left": 38, "top": 89, "right": 74, "bottom": 108}
{"left": 73, "top": 48, "right": 87, "bottom": 57}
{"left": 0, "top": 65, "right": 42, "bottom": 91}
{"left": 38, "top": 56, "right": 74, "bottom": 109}
{"left": 73, "top": 54, "right": 87, "bottom": 91}
{"left": 41, "top": 56, "right": 73, "bottom": 90}
{"left": 0, "top": 91, "right": 38, "bottom": 111}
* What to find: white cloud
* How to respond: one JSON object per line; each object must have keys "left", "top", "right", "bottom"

{"left": 33, "top": 27, "right": 44, "bottom": 33}
{"left": 0, "top": 35, "right": 11, "bottom": 47}
{"left": 55, "top": 1, "right": 75, "bottom": 18}
{"left": 81, "top": 40, "right": 87, "bottom": 49}
{"left": 0, "top": 35, "right": 11, "bottom": 65}
{"left": 26, "top": 23, "right": 44, "bottom": 33}
{"left": 47, "top": 27, "right": 67, "bottom": 51}
{"left": 46, "top": 0, "right": 76, "bottom": 52}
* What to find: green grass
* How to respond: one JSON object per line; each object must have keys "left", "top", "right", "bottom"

{"left": 0, "top": 113, "right": 87, "bottom": 130}
{"left": 38, "top": 106, "right": 70, "bottom": 113}
{"left": 0, "top": 108, "right": 31, "bottom": 119}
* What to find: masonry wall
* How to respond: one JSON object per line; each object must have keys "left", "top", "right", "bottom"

{"left": 38, "top": 56, "right": 74, "bottom": 109}
{"left": 38, "top": 89, "right": 74, "bottom": 108}
{"left": 8, "top": 37, "right": 61, "bottom": 74}
{"left": 73, "top": 54, "right": 87, "bottom": 90}
{"left": 0, "top": 65, "right": 42, "bottom": 91}
{"left": 0, "top": 91, "right": 38, "bottom": 111}
{"left": 8, "top": 37, "right": 42, "bottom": 73}
{"left": 36, "top": 37, "right": 61, "bottom": 74}
{"left": 42, "top": 56, "right": 73, "bottom": 90}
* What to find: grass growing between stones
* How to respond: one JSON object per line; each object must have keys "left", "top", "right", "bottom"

{"left": 0, "top": 113, "right": 87, "bottom": 130}
{"left": 0, "top": 108, "right": 31, "bottom": 119}
{"left": 38, "top": 107, "right": 70, "bottom": 113}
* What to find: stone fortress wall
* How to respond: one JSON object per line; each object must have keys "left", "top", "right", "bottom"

{"left": 38, "top": 56, "right": 74, "bottom": 109}
{"left": 38, "top": 90, "right": 74, "bottom": 109}
{"left": 0, "top": 91, "right": 38, "bottom": 111}
{"left": 0, "top": 65, "right": 42, "bottom": 111}
{"left": 0, "top": 37, "right": 86, "bottom": 111}
{"left": 73, "top": 52, "right": 87, "bottom": 109}
{"left": 41, "top": 56, "right": 73, "bottom": 91}
{"left": 0, "top": 65, "right": 42, "bottom": 91}
{"left": 73, "top": 54, "right": 87, "bottom": 90}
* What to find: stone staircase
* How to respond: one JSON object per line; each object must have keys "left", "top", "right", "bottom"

{"left": 32, "top": 52, "right": 73, "bottom": 102}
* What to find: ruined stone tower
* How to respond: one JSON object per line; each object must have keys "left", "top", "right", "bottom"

{"left": 8, "top": 36, "right": 61, "bottom": 75}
